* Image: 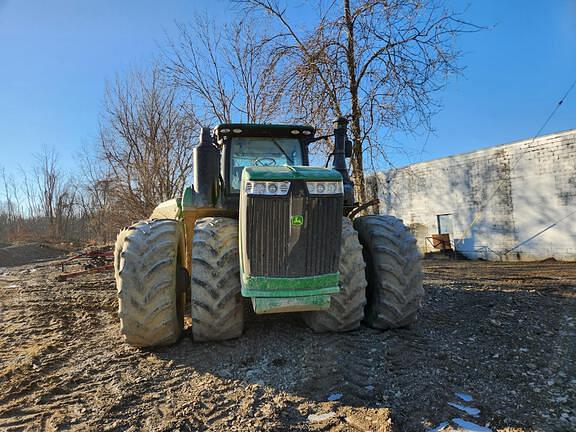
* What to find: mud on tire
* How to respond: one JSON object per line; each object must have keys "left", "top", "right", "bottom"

{"left": 190, "top": 217, "right": 244, "bottom": 342}
{"left": 114, "top": 219, "right": 185, "bottom": 347}
{"left": 354, "top": 215, "right": 424, "bottom": 329}
{"left": 303, "top": 218, "right": 367, "bottom": 332}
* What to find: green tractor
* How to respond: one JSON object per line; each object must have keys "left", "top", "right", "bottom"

{"left": 114, "top": 117, "right": 423, "bottom": 347}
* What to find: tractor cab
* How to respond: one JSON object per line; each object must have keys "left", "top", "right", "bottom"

{"left": 214, "top": 124, "right": 315, "bottom": 204}
{"left": 184, "top": 121, "right": 354, "bottom": 212}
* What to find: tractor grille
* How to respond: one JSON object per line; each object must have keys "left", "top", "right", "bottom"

{"left": 245, "top": 197, "right": 290, "bottom": 276}
{"left": 302, "top": 196, "right": 342, "bottom": 274}
{"left": 242, "top": 183, "right": 343, "bottom": 277}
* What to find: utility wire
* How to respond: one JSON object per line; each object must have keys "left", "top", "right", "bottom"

{"left": 503, "top": 208, "right": 576, "bottom": 255}
{"left": 454, "top": 76, "right": 576, "bottom": 250}
{"left": 535, "top": 77, "right": 576, "bottom": 138}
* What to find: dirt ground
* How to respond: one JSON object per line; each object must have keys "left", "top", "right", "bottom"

{"left": 0, "top": 243, "right": 67, "bottom": 267}
{"left": 0, "top": 258, "right": 574, "bottom": 432}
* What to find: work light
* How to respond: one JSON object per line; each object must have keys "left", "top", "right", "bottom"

{"left": 244, "top": 181, "right": 291, "bottom": 195}
{"left": 306, "top": 181, "right": 343, "bottom": 195}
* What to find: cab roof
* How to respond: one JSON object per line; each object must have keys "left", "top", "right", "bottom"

{"left": 214, "top": 123, "right": 315, "bottom": 141}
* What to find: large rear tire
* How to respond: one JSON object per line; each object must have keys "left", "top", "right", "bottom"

{"left": 190, "top": 217, "right": 244, "bottom": 342}
{"left": 303, "top": 218, "right": 367, "bottom": 332}
{"left": 114, "top": 219, "right": 185, "bottom": 347}
{"left": 354, "top": 215, "right": 424, "bottom": 329}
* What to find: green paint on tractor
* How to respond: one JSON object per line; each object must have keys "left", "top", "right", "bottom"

{"left": 251, "top": 294, "right": 331, "bottom": 314}
{"left": 241, "top": 273, "right": 339, "bottom": 298}
{"left": 180, "top": 186, "right": 195, "bottom": 208}
{"left": 242, "top": 165, "right": 342, "bottom": 182}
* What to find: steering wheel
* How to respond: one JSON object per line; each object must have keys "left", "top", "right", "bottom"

{"left": 253, "top": 157, "right": 277, "bottom": 167}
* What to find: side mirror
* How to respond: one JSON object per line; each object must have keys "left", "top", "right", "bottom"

{"left": 345, "top": 139, "right": 353, "bottom": 158}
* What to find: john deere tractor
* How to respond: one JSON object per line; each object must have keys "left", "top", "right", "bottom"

{"left": 114, "top": 117, "right": 423, "bottom": 346}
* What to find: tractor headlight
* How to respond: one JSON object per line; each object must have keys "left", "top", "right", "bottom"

{"left": 306, "top": 181, "right": 343, "bottom": 195}
{"left": 253, "top": 182, "right": 266, "bottom": 194}
{"left": 244, "top": 181, "right": 290, "bottom": 195}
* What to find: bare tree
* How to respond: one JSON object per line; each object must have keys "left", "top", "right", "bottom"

{"left": 77, "top": 147, "right": 119, "bottom": 243}
{"left": 237, "top": 0, "right": 479, "bottom": 203}
{"left": 99, "top": 66, "right": 196, "bottom": 221}
{"left": 35, "top": 148, "right": 58, "bottom": 226}
{"left": 0, "top": 167, "right": 21, "bottom": 242}
{"left": 165, "top": 15, "right": 287, "bottom": 124}
{"left": 1, "top": 156, "right": 80, "bottom": 243}
{"left": 32, "top": 148, "right": 78, "bottom": 239}
{"left": 0, "top": 168, "right": 20, "bottom": 223}
{"left": 20, "top": 167, "right": 41, "bottom": 220}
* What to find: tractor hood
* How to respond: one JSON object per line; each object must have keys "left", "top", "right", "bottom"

{"left": 242, "top": 166, "right": 342, "bottom": 182}
{"left": 238, "top": 164, "right": 344, "bottom": 314}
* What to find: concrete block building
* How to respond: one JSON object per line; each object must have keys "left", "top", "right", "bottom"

{"left": 368, "top": 129, "right": 576, "bottom": 261}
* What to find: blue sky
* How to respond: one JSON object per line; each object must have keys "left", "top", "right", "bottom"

{"left": 0, "top": 0, "right": 574, "bottom": 175}
{"left": 392, "top": 0, "right": 576, "bottom": 167}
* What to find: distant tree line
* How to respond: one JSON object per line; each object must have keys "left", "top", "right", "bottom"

{"left": 0, "top": 0, "right": 478, "bottom": 245}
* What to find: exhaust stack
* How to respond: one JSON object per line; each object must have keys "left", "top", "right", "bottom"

{"left": 332, "top": 117, "right": 355, "bottom": 206}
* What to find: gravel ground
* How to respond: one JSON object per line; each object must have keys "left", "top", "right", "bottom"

{"left": 0, "top": 258, "right": 574, "bottom": 431}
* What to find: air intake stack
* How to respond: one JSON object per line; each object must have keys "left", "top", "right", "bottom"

{"left": 193, "top": 127, "right": 220, "bottom": 207}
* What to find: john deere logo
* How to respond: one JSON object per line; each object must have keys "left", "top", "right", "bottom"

{"left": 291, "top": 215, "right": 304, "bottom": 226}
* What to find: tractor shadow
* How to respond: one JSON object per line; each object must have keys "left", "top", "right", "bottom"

{"left": 157, "top": 305, "right": 397, "bottom": 424}
{"left": 152, "top": 267, "right": 574, "bottom": 431}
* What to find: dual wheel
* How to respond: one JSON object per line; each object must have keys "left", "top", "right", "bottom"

{"left": 114, "top": 216, "right": 424, "bottom": 347}
{"left": 114, "top": 218, "right": 242, "bottom": 347}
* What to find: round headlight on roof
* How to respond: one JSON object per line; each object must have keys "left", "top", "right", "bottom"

{"left": 232, "top": 128, "right": 243, "bottom": 133}
{"left": 220, "top": 128, "right": 231, "bottom": 133}
{"left": 290, "top": 129, "right": 300, "bottom": 135}
{"left": 302, "top": 130, "right": 311, "bottom": 135}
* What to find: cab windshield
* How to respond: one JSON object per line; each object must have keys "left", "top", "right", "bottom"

{"left": 229, "top": 137, "right": 303, "bottom": 192}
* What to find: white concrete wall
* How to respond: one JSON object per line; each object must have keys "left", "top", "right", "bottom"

{"left": 368, "top": 129, "right": 576, "bottom": 261}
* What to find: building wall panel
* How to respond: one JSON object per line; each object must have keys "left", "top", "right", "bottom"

{"left": 369, "top": 130, "right": 576, "bottom": 261}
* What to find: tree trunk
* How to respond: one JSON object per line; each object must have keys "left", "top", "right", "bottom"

{"left": 344, "top": 0, "right": 366, "bottom": 204}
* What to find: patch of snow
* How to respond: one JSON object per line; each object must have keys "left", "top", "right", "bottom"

{"left": 427, "top": 421, "right": 449, "bottom": 431}
{"left": 455, "top": 392, "right": 473, "bottom": 402}
{"left": 452, "top": 418, "right": 492, "bottom": 431}
{"left": 448, "top": 402, "right": 480, "bottom": 417}
{"left": 327, "top": 392, "right": 343, "bottom": 401}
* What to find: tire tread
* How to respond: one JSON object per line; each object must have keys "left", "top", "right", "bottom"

{"left": 114, "top": 219, "right": 183, "bottom": 347}
{"left": 354, "top": 215, "right": 424, "bottom": 329}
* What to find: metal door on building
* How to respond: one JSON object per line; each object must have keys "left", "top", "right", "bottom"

{"left": 434, "top": 214, "right": 454, "bottom": 251}
{"left": 437, "top": 214, "right": 453, "bottom": 235}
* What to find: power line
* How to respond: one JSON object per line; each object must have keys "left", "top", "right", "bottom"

{"left": 535, "top": 76, "right": 576, "bottom": 139}
{"left": 454, "top": 75, "right": 576, "bottom": 249}
{"left": 503, "top": 208, "right": 576, "bottom": 256}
